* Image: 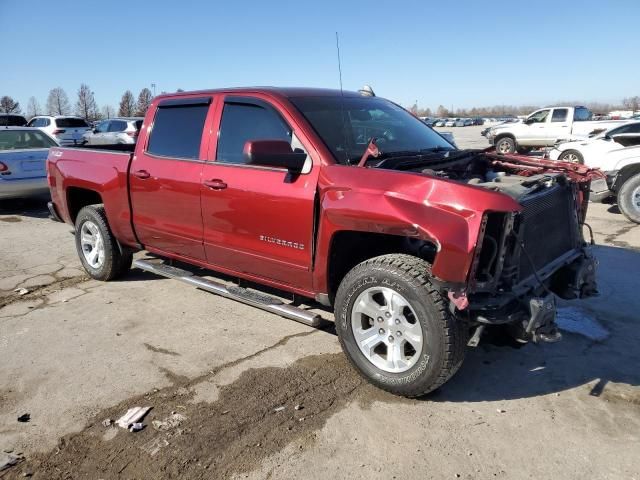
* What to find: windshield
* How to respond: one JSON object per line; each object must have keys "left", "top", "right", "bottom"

{"left": 0, "top": 130, "right": 57, "bottom": 150}
{"left": 290, "top": 96, "right": 455, "bottom": 164}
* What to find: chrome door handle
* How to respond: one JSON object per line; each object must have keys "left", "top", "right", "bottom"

{"left": 204, "top": 179, "right": 227, "bottom": 190}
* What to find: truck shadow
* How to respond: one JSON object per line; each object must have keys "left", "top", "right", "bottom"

{"left": 0, "top": 196, "right": 51, "bottom": 219}
{"left": 430, "top": 244, "right": 640, "bottom": 402}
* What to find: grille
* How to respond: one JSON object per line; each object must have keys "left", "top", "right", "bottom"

{"left": 518, "top": 184, "right": 577, "bottom": 281}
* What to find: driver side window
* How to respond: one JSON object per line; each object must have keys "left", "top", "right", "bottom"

{"left": 529, "top": 110, "right": 550, "bottom": 124}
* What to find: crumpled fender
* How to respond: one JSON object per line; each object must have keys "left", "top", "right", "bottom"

{"left": 313, "top": 165, "right": 522, "bottom": 291}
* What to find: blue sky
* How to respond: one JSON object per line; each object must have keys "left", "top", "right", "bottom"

{"left": 2, "top": 0, "right": 639, "bottom": 112}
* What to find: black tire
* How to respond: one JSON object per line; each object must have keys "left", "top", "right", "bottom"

{"left": 517, "top": 146, "right": 533, "bottom": 155}
{"left": 617, "top": 173, "right": 640, "bottom": 224}
{"left": 495, "top": 136, "right": 516, "bottom": 154}
{"left": 74, "top": 205, "right": 132, "bottom": 281}
{"left": 334, "top": 254, "right": 466, "bottom": 397}
{"left": 558, "top": 149, "right": 584, "bottom": 164}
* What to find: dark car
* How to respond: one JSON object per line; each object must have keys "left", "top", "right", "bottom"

{"left": 0, "top": 114, "right": 28, "bottom": 127}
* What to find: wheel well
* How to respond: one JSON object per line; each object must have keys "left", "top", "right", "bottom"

{"left": 614, "top": 164, "right": 640, "bottom": 192}
{"left": 493, "top": 133, "right": 515, "bottom": 145}
{"left": 66, "top": 187, "right": 103, "bottom": 222}
{"left": 326, "top": 231, "right": 437, "bottom": 304}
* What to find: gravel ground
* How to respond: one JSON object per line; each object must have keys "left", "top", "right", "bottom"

{"left": 1, "top": 133, "right": 639, "bottom": 479}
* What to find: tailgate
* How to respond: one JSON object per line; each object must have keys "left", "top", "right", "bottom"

{"left": 58, "top": 128, "right": 90, "bottom": 144}
{"left": 0, "top": 149, "right": 48, "bottom": 179}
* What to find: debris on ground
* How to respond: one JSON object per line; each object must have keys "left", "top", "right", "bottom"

{"left": 140, "top": 437, "right": 170, "bottom": 457}
{"left": 14, "top": 288, "right": 29, "bottom": 296}
{"left": 0, "top": 452, "right": 21, "bottom": 471}
{"left": 273, "top": 406, "right": 285, "bottom": 413}
{"left": 102, "top": 418, "right": 113, "bottom": 427}
{"left": 17, "top": 413, "right": 30, "bottom": 423}
{"left": 129, "top": 422, "right": 145, "bottom": 432}
{"left": 294, "top": 404, "right": 303, "bottom": 411}
{"left": 152, "top": 413, "right": 187, "bottom": 431}
{"left": 556, "top": 307, "right": 610, "bottom": 341}
{"left": 116, "top": 406, "right": 151, "bottom": 429}
{"left": 497, "top": 409, "right": 506, "bottom": 413}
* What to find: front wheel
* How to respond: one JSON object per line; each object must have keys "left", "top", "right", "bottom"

{"left": 495, "top": 137, "right": 516, "bottom": 154}
{"left": 334, "top": 254, "right": 466, "bottom": 397}
{"left": 558, "top": 149, "right": 584, "bottom": 164}
{"left": 75, "top": 205, "right": 132, "bottom": 281}
{"left": 617, "top": 173, "right": 640, "bottom": 224}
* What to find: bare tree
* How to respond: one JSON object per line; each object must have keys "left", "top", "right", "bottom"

{"left": 436, "top": 105, "right": 449, "bottom": 117}
{"left": 136, "top": 88, "right": 153, "bottom": 116}
{"left": 0, "top": 96, "right": 21, "bottom": 113}
{"left": 46, "top": 87, "right": 71, "bottom": 115}
{"left": 27, "top": 97, "right": 41, "bottom": 118}
{"left": 75, "top": 84, "right": 98, "bottom": 121}
{"left": 622, "top": 96, "right": 640, "bottom": 112}
{"left": 101, "top": 105, "right": 116, "bottom": 119}
{"left": 118, "top": 90, "right": 136, "bottom": 117}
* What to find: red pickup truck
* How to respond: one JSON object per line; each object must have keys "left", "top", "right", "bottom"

{"left": 47, "top": 87, "right": 599, "bottom": 397}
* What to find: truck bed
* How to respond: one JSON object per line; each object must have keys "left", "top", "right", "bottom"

{"left": 47, "top": 145, "right": 138, "bottom": 246}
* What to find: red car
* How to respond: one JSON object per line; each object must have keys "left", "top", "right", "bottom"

{"left": 47, "top": 87, "right": 600, "bottom": 397}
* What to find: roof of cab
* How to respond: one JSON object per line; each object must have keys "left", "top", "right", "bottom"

{"left": 154, "top": 87, "right": 365, "bottom": 101}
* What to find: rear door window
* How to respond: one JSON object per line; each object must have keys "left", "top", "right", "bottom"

{"left": 146, "top": 102, "right": 209, "bottom": 159}
{"left": 216, "top": 102, "right": 292, "bottom": 165}
{"left": 108, "top": 120, "right": 127, "bottom": 132}
{"left": 573, "top": 107, "right": 592, "bottom": 122}
{"left": 551, "top": 109, "right": 568, "bottom": 122}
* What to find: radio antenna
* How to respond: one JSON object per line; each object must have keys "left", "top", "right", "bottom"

{"left": 335, "top": 32, "right": 351, "bottom": 163}
{"left": 335, "top": 32, "right": 344, "bottom": 94}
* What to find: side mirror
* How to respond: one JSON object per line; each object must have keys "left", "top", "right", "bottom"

{"left": 524, "top": 118, "right": 534, "bottom": 125}
{"left": 243, "top": 140, "right": 307, "bottom": 172}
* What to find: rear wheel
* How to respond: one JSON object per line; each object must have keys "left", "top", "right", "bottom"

{"left": 334, "top": 254, "right": 466, "bottom": 397}
{"left": 558, "top": 149, "right": 584, "bottom": 164}
{"left": 75, "top": 205, "right": 132, "bottom": 280}
{"left": 617, "top": 173, "right": 640, "bottom": 224}
{"left": 495, "top": 137, "right": 516, "bottom": 154}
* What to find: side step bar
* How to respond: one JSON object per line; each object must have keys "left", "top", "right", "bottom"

{"left": 134, "top": 259, "right": 323, "bottom": 328}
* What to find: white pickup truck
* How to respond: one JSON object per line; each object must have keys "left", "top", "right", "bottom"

{"left": 485, "top": 106, "right": 630, "bottom": 154}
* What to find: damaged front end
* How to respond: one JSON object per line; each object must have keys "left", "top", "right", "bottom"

{"left": 451, "top": 158, "right": 599, "bottom": 345}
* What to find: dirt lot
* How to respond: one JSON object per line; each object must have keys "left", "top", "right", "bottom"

{"left": 1, "top": 126, "right": 639, "bottom": 479}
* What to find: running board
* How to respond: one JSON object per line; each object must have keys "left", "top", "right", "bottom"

{"left": 133, "top": 259, "right": 323, "bottom": 328}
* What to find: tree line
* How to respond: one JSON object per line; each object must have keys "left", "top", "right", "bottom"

{"left": 0, "top": 85, "right": 157, "bottom": 121}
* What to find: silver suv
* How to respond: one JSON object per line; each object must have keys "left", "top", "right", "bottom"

{"left": 82, "top": 118, "right": 143, "bottom": 145}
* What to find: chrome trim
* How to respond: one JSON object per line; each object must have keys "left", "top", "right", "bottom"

{"left": 134, "top": 259, "right": 323, "bottom": 328}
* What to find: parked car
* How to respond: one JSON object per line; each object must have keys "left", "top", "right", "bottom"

{"left": 444, "top": 118, "right": 457, "bottom": 127}
{"left": 0, "top": 114, "right": 27, "bottom": 126}
{"left": 548, "top": 121, "right": 640, "bottom": 164}
{"left": 82, "top": 118, "right": 143, "bottom": 145}
{"left": 434, "top": 119, "right": 447, "bottom": 127}
{"left": 47, "top": 87, "right": 599, "bottom": 397}
{"left": 472, "top": 117, "right": 484, "bottom": 126}
{"left": 27, "top": 115, "right": 91, "bottom": 146}
{"left": 0, "top": 127, "right": 58, "bottom": 199}
{"left": 485, "top": 106, "right": 631, "bottom": 154}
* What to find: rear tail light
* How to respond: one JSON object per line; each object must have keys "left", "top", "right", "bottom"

{"left": 0, "top": 162, "right": 8, "bottom": 172}
{"left": 126, "top": 131, "right": 138, "bottom": 137}
{"left": 52, "top": 129, "right": 66, "bottom": 135}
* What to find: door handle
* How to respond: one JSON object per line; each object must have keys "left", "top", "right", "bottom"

{"left": 133, "top": 169, "right": 151, "bottom": 179}
{"left": 204, "top": 179, "right": 227, "bottom": 190}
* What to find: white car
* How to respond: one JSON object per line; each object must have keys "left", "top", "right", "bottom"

{"left": 444, "top": 119, "right": 457, "bottom": 127}
{"left": 82, "top": 118, "right": 143, "bottom": 145}
{"left": 486, "top": 106, "right": 631, "bottom": 154}
{"left": 547, "top": 121, "right": 640, "bottom": 165}
{"left": 27, "top": 116, "right": 91, "bottom": 146}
